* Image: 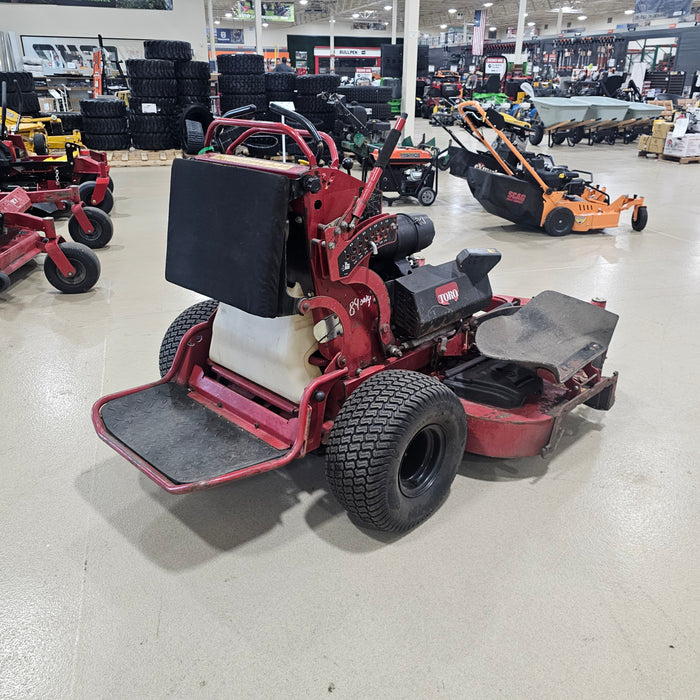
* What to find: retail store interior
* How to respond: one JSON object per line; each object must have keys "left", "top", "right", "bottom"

{"left": 0, "top": 0, "right": 698, "bottom": 697}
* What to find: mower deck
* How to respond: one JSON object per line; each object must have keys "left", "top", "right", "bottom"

{"left": 100, "top": 382, "right": 287, "bottom": 485}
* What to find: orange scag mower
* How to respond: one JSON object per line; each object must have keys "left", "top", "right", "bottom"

{"left": 449, "top": 101, "right": 648, "bottom": 236}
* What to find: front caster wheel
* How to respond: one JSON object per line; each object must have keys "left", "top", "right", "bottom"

{"left": 78, "top": 180, "right": 114, "bottom": 214}
{"left": 43, "top": 242, "right": 100, "bottom": 293}
{"left": 631, "top": 205, "right": 648, "bottom": 231}
{"left": 326, "top": 370, "right": 467, "bottom": 532}
{"left": 417, "top": 187, "right": 436, "bottom": 206}
{"left": 67, "top": 206, "right": 113, "bottom": 248}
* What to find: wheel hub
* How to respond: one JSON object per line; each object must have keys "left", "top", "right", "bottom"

{"left": 399, "top": 425, "right": 446, "bottom": 498}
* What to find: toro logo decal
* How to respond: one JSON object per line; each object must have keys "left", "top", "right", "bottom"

{"left": 506, "top": 190, "right": 526, "bottom": 204}
{"left": 435, "top": 282, "right": 459, "bottom": 306}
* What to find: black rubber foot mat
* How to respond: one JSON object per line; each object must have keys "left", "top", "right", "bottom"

{"left": 101, "top": 383, "right": 286, "bottom": 484}
{"left": 475, "top": 290, "right": 618, "bottom": 383}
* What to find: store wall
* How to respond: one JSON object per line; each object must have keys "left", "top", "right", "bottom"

{"left": 3, "top": 1, "right": 208, "bottom": 61}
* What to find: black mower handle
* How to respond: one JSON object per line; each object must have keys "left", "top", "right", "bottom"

{"left": 1, "top": 82, "right": 6, "bottom": 140}
{"left": 269, "top": 102, "right": 324, "bottom": 162}
{"left": 221, "top": 105, "right": 257, "bottom": 119}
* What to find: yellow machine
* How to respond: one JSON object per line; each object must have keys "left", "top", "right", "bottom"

{"left": 3, "top": 108, "right": 83, "bottom": 154}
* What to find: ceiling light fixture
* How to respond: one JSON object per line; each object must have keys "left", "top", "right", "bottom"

{"left": 384, "top": 5, "right": 392, "bottom": 10}
{"left": 440, "top": 23, "right": 448, "bottom": 28}
{"left": 489, "top": 26, "right": 496, "bottom": 31}
{"left": 352, "top": 12, "right": 359, "bottom": 18}
{"left": 527, "top": 21, "right": 535, "bottom": 26}
{"left": 624, "top": 8, "right": 634, "bottom": 13}
{"left": 448, "top": 8, "right": 457, "bottom": 13}
{"left": 214, "top": 19, "right": 220, "bottom": 24}
{"left": 483, "top": 2, "right": 493, "bottom": 6}
{"left": 224, "top": 11, "right": 232, "bottom": 17}
{"left": 578, "top": 15, "right": 587, "bottom": 20}
{"left": 262, "top": 21, "right": 268, "bottom": 27}
{"left": 299, "top": 0, "right": 308, "bottom": 5}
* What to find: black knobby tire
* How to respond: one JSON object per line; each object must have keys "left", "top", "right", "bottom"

{"left": 128, "top": 96, "right": 179, "bottom": 115}
{"left": 144, "top": 39, "right": 192, "bottom": 62}
{"left": 52, "top": 111, "right": 83, "bottom": 132}
{"left": 14, "top": 92, "right": 40, "bottom": 114}
{"left": 543, "top": 206, "right": 575, "bottom": 236}
{"left": 81, "top": 116, "right": 128, "bottom": 135}
{"left": 293, "top": 94, "right": 331, "bottom": 113}
{"left": 219, "top": 73, "right": 265, "bottom": 95}
{"left": 0, "top": 70, "right": 34, "bottom": 92}
{"left": 298, "top": 111, "right": 335, "bottom": 133}
{"left": 159, "top": 300, "right": 219, "bottom": 377}
{"left": 294, "top": 73, "right": 341, "bottom": 95}
{"left": 551, "top": 132, "right": 567, "bottom": 145}
{"left": 220, "top": 93, "right": 266, "bottom": 114}
{"left": 177, "top": 95, "right": 210, "bottom": 107}
{"left": 175, "top": 60, "right": 210, "bottom": 80}
{"left": 131, "top": 131, "right": 176, "bottom": 150}
{"left": 266, "top": 90, "right": 295, "bottom": 103}
{"left": 129, "top": 78, "right": 178, "bottom": 98}
{"left": 417, "top": 187, "right": 436, "bottom": 206}
{"left": 361, "top": 102, "right": 392, "bottom": 120}
{"left": 339, "top": 85, "right": 392, "bottom": 103}
{"left": 43, "top": 242, "right": 100, "bottom": 293}
{"left": 325, "top": 370, "right": 467, "bottom": 532}
{"left": 67, "top": 206, "right": 113, "bottom": 248}
{"left": 80, "top": 99, "right": 126, "bottom": 118}
{"left": 78, "top": 180, "right": 114, "bottom": 214}
{"left": 568, "top": 126, "right": 585, "bottom": 145}
{"left": 631, "top": 205, "right": 648, "bottom": 231}
{"left": 264, "top": 72, "right": 295, "bottom": 92}
{"left": 183, "top": 119, "right": 205, "bottom": 154}
{"left": 125, "top": 59, "right": 176, "bottom": 79}
{"left": 217, "top": 53, "right": 265, "bottom": 75}
{"left": 529, "top": 122, "right": 544, "bottom": 145}
{"left": 33, "top": 133, "right": 48, "bottom": 155}
{"left": 129, "top": 113, "right": 172, "bottom": 134}
{"left": 81, "top": 132, "right": 131, "bottom": 150}
{"left": 177, "top": 78, "right": 209, "bottom": 98}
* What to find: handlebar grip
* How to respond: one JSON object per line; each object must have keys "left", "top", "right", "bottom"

{"left": 1, "top": 82, "right": 7, "bottom": 139}
{"left": 374, "top": 112, "right": 406, "bottom": 170}
{"left": 221, "top": 104, "right": 258, "bottom": 119}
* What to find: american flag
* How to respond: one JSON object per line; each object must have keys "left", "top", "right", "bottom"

{"left": 473, "top": 9, "right": 487, "bottom": 56}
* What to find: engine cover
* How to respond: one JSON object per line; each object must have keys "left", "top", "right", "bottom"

{"left": 390, "top": 248, "right": 501, "bottom": 339}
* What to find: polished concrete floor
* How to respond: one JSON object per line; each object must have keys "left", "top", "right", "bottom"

{"left": 1, "top": 128, "right": 698, "bottom": 699}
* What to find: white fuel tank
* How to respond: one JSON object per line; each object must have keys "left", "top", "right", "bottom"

{"left": 209, "top": 303, "right": 321, "bottom": 404}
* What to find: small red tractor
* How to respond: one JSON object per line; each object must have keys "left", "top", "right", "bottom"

{"left": 93, "top": 107, "right": 618, "bottom": 533}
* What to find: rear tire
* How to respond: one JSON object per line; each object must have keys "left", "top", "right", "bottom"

{"left": 631, "top": 205, "right": 648, "bottom": 231}
{"left": 67, "top": 206, "right": 113, "bottom": 248}
{"left": 528, "top": 122, "right": 544, "bottom": 146}
{"left": 551, "top": 132, "right": 567, "bottom": 145}
{"left": 543, "top": 206, "right": 575, "bottom": 236}
{"left": 78, "top": 180, "right": 114, "bottom": 214}
{"left": 33, "top": 133, "right": 48, "bottom": 155}
{"left": 43, "top": 242, "right": 100, "bottom": 293}
{"left": 325, "top": 370, "right": 467, "bottom": 532}
{"left": 159, "top": 299, "right": 219, "bottom": 377}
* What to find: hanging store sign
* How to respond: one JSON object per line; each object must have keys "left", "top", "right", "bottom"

{"left": 314, "top": 47, "right": 382, "bottom": 58}
{"left": 209, "top": 28, "right": 245, "bottom": 44}
{"left": 352, "top": 22, "right": 388, "bottom": 31}
{"left": 231, "top": 1, "right": 295, "bottom": 22}
{"left": 0, "top": 0, "right": 172, "bottom": 7}
{"left": 633, "top": 0, "right": 692, "bottom": 20}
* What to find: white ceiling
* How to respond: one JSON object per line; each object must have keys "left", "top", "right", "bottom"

{"left": 207, "top": 0, "right": 638, "bottom": 34}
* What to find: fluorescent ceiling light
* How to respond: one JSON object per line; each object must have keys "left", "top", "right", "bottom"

{"left": 440, "top": 23, "right": 448, "bottom": 28}
{"left": 262, "top": 21, "right": 268, "bottom": 27}
{"left": 224, "top": 11, "right": 232, "bottom": 17}
{"left": 448, "top": 8, "right": 457, "bottom": 13}
{"left": 578, "top": 15, "right": 587, "bottom": 19}
{"left": 624, "top": 8, "right": 635, "bottom": 13}
{"left": 384, "top": 21, "right": 389, "bottom": 25}
{"left": 352, "top": 12, "right": 359, "bottom": 18}
{"left": 483, "top": 2, "right": 493, "bottom": 6}
{"left": 384, "top": 5, "right": 392, "bottom": 10}
{"left": 299, "top": 0, "right": 308, "bottom": 4}
{"left": 214, "top": 19, "right": 220, "bottom": 24}
{"left": 527, "top": 21, "right": 535, "bottom": 26}
{"left": 489, "top": 26, "right": 496, "bottom": 31}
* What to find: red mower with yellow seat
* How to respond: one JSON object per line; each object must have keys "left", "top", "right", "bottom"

{"left": 92, "top": 105, "right": 619, "bottom": 533}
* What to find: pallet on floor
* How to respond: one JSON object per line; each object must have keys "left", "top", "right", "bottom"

{"left": 637, "top": 150, "right": 662, "bottom": 159}
{"left": 661, "top": 153, "right": 700, "bottom": 164}
{"left": 104, "top": 149, "right": 183, "bottom": 167}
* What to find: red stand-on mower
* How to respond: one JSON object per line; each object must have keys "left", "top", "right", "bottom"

{"left": 92, "top": 106, "right": 619, "bottom": 533}
{"left": 0, "top": 82, "right": 114, "bottom": 214}
{"left": 0, "top": 186, "right": 101, "bottom": 294}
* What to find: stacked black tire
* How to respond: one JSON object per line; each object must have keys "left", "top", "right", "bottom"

{"left": 336, "top": 85, "right": 393, "bottom": 121}
{"left": 79, "top": 99, "right": 130, "bottom": 150}
{"left": 293, "top": 73, "right": 341, "bottom": 133}
{"left": 262, "top": 71, "right": 295, "bottom": 120}
{"left": 175, "top": 60, "right": 210, "bottom": 108}
{"left": 0, "top": 71, "right": 40, "bottom": 115}
{"left": 217, "top": 54, "right": 266, "bottom": 115}
{"left": 126, "top": 57, "right": 178, "bottom": 150}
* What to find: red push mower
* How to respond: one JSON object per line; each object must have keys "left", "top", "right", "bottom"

{"left": 93, "top": 105, "right": 619, "bottom": 533}
{"left": 1, "top": 82, "right": 114, "bottom": 214}
{"left": 448, "top": 101, "right": 648, "bottom": 236}
{"left": 0, "top": 186, "right": 101, "bottom": 294}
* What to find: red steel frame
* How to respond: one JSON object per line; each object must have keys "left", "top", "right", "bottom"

{"left": 93, "top": 114, "right": 618, "bottom": 493}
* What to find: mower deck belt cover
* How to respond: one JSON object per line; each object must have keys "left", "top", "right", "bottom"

{"left": 165, "top": 158, "right": 292, "bottom": 318}
{"left": 476, "top": 290, "right": 619, "bottom": 383}
{"left": 466, "top": 167, "right": 544, "bottom": 229}
{"left": 391, "top": 248, "right": 501, "bottom": 338}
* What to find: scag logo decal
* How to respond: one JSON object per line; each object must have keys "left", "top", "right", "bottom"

{"left": 506, "top": 190, "right": 526, "bottom": 204}
{"left": 435, "top": 282, "right": 459, "bottom": 306}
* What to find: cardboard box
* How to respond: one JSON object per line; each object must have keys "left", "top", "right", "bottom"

{"left": 652, "top": 120, "right": 673, "bottom": 138}
{"left": 663, "top": 134, "right": 700, "bottom": 158}
{"left": 638, "top": 134, "right": 650, "bottom": 151}
{"left": 646, "top": 136, "right": 666, "bottom": 154}
{"left": 39, "top": 97, "right": 54, "bottom": 112}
